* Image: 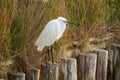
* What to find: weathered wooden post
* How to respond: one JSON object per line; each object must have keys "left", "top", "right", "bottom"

{"left": 7, "top": 71, "right": 25, "bottom": 80}
{"left": 40, "top": 63, "right": 58, "bottom": 80}
{"left": 108, "top": 50, "right": 113, "bottom": 63}
{"left": 59, "top": 58, "right": 77, "bottom": 80}
{"left": 112, "top": 44, "right": 120, "bottom": 80}
{"left": 25, "top": 68, "right": 40, "bottom": 80}
{"left": 93, "top": 49, "right": 108, "bottom": 80}
{"left": 107, "top": 50, "right": 113, "bottom": 80}
{"left": 76, "top": 53, "right": 97, "bottom": 80}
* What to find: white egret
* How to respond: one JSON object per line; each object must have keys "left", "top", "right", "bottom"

{"left": 34, "top": 17, "right": 75, "bottom": 63}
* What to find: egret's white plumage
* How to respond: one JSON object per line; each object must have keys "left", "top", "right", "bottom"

{"left": 34, "top": 17, "right": 67, "bottom": 51}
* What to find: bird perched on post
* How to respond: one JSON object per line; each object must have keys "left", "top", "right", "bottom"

{"left": 34, "top": 17, "right": 75, "bottom": 63}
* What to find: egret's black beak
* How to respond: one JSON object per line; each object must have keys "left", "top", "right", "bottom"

{"left": 64, "top": 21, "right": 76, "bottom": 25}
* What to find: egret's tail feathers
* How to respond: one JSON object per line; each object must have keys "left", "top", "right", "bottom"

{"left": 34, "top": 36, "right": 42, "bottom": 46}
{"left": 34, "top": 39, "right": 41, "bottom": 46}
{"left": 34, "top": 37, "right": 45, "bottom": 51}
{"left": 37, "top": 45, "right": 45, "bottom": 51}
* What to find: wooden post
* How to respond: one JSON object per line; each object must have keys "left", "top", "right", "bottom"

{"left": 112, "top": 44, "right": 120, "bottom": 80}
{"left": 25, "top": 68, "right": 40, "bottom": 80}
{"left": 40, "top": 63, "right": 58, "bottom": 80}
{"left": 107, "top": 50, "right": 113, "bottom": 80}
{"left": 76, "top": 53, "right": 97, "bottom": 80}
{"left": 7, "top": 71, "right": 25, "bottom": 80}
{"left": 93, "top": 49, "right": 108, "bottom": 80}
{"left": 108, "top": 50, "right": 113, "bottom": 63}
{"left": 59, "top": 58, "right": 77, "bottom": 80}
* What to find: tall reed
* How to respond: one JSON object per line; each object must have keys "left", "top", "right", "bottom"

{"left": 65, "top": 0, "right": 116, "bottom": 52}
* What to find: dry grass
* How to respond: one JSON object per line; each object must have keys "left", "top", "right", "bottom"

{"left": 0, "top": 0, "right": 119, "bottom": 78}
{"left": 107, "top": 0, "right": 120, "bottom": 44}
{"left": 0, "top": 0, "right": 49, "bottom": 77}
{"left": 64, "top": 0, "right": 116, "bottom": 52}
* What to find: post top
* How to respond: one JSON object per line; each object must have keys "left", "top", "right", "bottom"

{"left": 8, "top": 71, "right": 25, "bottom": 76}
{"left": 93, "top": 49, "right": 108, "bottom": 53}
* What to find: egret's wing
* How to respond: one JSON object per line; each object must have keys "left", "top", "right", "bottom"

{"left": 34, "top": 20, "right": 60, "bottom": 51}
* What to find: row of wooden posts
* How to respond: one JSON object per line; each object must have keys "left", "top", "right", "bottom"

{"left": 1, "top": 44, "right": 120, "bottom": 80}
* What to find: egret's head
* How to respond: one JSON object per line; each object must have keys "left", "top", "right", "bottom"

{"left": 57, "top": 17, "right": 76, "bottom": 24}
{"left": 57, "top": 17, "right": 67, "bottom": 23}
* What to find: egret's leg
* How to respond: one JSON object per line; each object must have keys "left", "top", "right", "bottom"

{"left": 48, "top": 47, "right": 51, "bottom": 61}
{"left": 50, "top": 46, "right": 54, "bottom": 64}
